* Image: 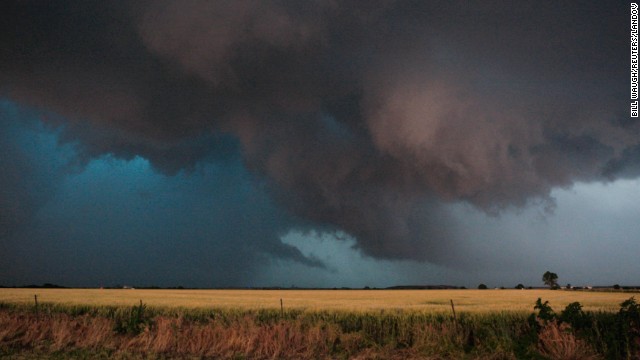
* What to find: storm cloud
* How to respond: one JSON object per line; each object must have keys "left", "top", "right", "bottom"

{"left": 0, "top": 1, "right": 635, "bottom": 272}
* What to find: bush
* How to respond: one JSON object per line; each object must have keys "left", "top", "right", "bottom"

{"left": 618, "top": 297, "right": 640, "bottom": 355}
{"left": 529, "top": 297, "right": 640, "bottom": 359}
{"left": 560, "top": 302, "right": 590, "bottom": 331}
{"left": 477, "top": 284, "right": 488, "bottom": 290}
{"left": 113, "top": 300, "right": 153, "bottom": 335}
{"left": 532, "top": 298, "right": 555, "bottom": 322}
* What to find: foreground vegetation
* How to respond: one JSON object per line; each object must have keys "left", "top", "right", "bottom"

{"left": 0, "top": 294, "right": 638, "bottom": 359}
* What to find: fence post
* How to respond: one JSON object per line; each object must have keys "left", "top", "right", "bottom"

{"left": 34, "top": 294, "right": 39, "bottom": 321}
{"left": 450, "top": 299, "right": 457, "bottom": 328}
{"left": 280, "top": 298, "right": 284, "bottom": 317}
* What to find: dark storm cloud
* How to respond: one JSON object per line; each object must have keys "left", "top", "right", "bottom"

{"left": 0, "top": 1, "right": 635, "bottom": 264}
{"left": 0, "top": 101, "right": 326, "bottom": 287}
{"left": 0, "top": 102, "right": 69, "bottom": 239}
{"left": 603, "top": 144, "right": 640, "bottom": 179}
{"left": 0, "top": 109, "right": 42, "bottom": 238}
{"left": 0, "top": 114, "right": 325, "bottom": 286}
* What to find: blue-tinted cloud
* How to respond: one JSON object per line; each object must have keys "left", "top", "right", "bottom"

{"left": 0, "top": 101, "right": 324, "bottom": 287}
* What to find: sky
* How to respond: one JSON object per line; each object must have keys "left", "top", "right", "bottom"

{"left": 0, "top": 1, "right": 638, "bottom": 288}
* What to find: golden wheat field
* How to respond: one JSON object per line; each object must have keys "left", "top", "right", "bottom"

{"left": 0, "top": 288, "right": 632, "bottom": 313}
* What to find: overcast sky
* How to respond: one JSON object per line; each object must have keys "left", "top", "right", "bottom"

{"left": 1, "top": 1, "right": 637, "bottom": 288}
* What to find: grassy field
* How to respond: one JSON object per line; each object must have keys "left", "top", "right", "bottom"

{"left": 1, "top": 288, "right": 638, "bottom": 358}
{"left": 0, "top": 288, "right": 633, "bottom": 312}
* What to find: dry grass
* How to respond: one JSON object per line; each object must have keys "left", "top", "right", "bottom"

{"left": 0, "top": 309, "right": 490, "bottom": 359}
{"left": 123, "top": 315, "right": 339, "bottom": 358}
{"left": 0, "top": 312, "right": 116, "bottom": 351}
{"left": 537, "top": 320, "right": 601, "bottom": 360}
{"left": 1, "top": 288, "right": 635, "bottom": 358}
{"left": 0, "top": 288, "right": 631, "bottom": 313}
{"left": 2, "top": 296, "right": 637, "bottom": 359}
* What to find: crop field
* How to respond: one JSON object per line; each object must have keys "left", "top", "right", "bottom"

{"left": 1, "top": 288, "right": 638, "bottom": 359}
{"left": 0, "top": 288, "right": 632, "bottom": 313}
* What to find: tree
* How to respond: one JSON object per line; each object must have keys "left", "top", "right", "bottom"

{"left": 478, "top": 283, "right": 488, "bottom": 289}
{"left": 515, "top": 283, "right": 525, "bottom": 289}
{"left": 542, "top": 271, "right": 559, "bottom": 289}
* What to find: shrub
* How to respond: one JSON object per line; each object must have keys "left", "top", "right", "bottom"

{"left": 560, "top": 301, "right": 591, "bottom": 331}
{"left": 533, "top": 298, "right": 555, "bottom": 322}
{"left": 618, "top": 297, "right": 640, "bottom": 355}
{"left": 529, "top": 297, "right": 640, "bottom": 359}
{"left": 477, "top": 284, "right": 488, "bottom": 290}
{"left": 114, "top": 300, "right": 152, "bottom": 335}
